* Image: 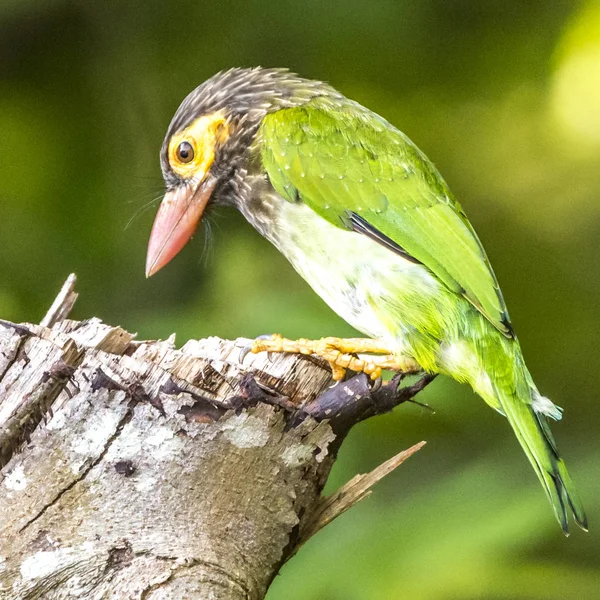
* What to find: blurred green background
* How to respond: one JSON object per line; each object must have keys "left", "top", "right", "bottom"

{"left": 1, "top": 1, "right": 599, "bottom": 597}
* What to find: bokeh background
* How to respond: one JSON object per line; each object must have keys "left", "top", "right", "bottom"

{"left": 1, "top": 1, "right": 599, "bottom": 598}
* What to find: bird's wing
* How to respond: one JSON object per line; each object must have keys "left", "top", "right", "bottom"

{"left": 260, "top": 99, "right": 513, "bottom": 336}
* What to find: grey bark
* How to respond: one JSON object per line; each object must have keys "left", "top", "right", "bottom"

{"left": 0, "top": 276, "right": 427, "bottom": 600}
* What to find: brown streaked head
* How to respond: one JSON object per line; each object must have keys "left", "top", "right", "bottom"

{"left": 146, "top": 67, "right": 333, "bottom": 277}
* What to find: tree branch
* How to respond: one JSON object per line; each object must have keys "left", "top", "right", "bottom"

{"left": 0, "top": 275, "right": 432, "bottom": 599}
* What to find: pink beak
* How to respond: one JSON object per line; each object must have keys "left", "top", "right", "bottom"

{"left": 145, "top": 178, "right": 217, "bottom": 277}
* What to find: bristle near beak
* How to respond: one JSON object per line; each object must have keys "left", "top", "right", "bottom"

{"left": 145, "top": 177, "right": 217, "bottom": 277}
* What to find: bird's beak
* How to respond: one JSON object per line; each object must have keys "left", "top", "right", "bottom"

{"left": 145, "top": 177, "right": 217, "bottom": 277}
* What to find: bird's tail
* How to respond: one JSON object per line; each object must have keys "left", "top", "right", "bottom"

{"left": 491, "top": 369, "right": 588, "bottom": 535}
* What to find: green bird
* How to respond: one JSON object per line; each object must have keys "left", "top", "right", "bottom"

{"left": 146, "top": 67, "right": 586, "bottom": 534}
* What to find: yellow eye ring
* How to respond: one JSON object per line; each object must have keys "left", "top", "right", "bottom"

{"left": 167, "top": 111, "right": 228, "bottom": 178}
{"left": 175, "top": 141, "right": 195, "bottom": 164}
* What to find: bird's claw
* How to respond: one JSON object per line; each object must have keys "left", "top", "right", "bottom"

{"left": 239, "top": 334, "right": 277, "bottom": 364}
{"left": 240, "top": 334, "right": 420, "bottom": 384}
{"left": 369, "top": 376, "right": 383, "bottom": 393}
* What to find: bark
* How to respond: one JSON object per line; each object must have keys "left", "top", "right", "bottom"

{"left": 0, "top": 276, "right": 430, "bottom": 600}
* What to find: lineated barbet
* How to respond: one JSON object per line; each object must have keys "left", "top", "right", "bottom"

{"left": 146, "top": 67, "right": 586, "bottom": 534}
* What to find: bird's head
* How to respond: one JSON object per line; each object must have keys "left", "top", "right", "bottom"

{"left": 145, "top": 67, "right": 333, "bottom": 277}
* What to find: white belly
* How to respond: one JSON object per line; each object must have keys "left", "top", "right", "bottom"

{"left": 249, "top": 198, "right": 442, "bottom": 346}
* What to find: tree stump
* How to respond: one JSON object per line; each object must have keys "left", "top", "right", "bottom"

{"left": 0, "top": 276, "right": 429, "bottom": 599}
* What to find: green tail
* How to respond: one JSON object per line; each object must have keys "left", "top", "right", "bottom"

{"left": 496, "top": 380, "right": 588, "bottom": 535}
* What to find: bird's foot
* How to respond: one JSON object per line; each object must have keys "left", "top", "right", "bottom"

{"left": 243, "top": 334, "right": 420, "bottom": 381}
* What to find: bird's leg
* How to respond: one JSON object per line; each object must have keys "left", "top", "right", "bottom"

{"left": 247, "top": 334, "right": 420, "bottom": 381}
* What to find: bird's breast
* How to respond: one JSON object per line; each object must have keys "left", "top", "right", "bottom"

{"left": 237, "top": 184, "right": 443, "bottom": 344}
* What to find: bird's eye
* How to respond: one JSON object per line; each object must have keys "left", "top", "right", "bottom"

{"left": 176, "top": 141, "right": 194, "bottom": 163}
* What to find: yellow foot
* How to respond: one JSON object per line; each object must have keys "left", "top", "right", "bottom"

{"left": 248, "top": 334, "right": 420, "bottom": 381}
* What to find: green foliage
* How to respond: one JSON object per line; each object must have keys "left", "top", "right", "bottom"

{"left": 1, "top": 1, "right": 598, "bottom": 597}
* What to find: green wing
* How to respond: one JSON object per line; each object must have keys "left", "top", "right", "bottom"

{"left": 260, "top": 98, "right": 513, "bottom": 337}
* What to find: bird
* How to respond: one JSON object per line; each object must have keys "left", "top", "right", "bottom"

{"left": 146, "top": 67, "right": 586, "bottom": 534}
